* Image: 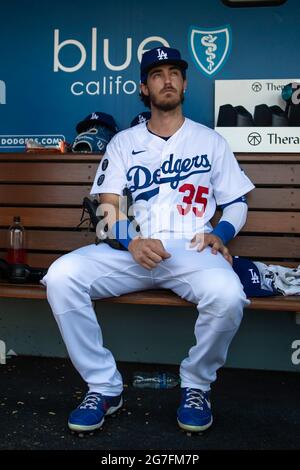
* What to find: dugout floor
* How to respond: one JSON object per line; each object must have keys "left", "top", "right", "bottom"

{"left": 0, "top": 356, "right": 299, "bottom": 451}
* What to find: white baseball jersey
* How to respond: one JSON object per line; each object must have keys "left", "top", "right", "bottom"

{"left": 90, "top": 118, "right": 255, "bottom": 240}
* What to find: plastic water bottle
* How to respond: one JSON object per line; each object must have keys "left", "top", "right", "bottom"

{"left": 6, "top": 216, "right": 27, "bottom": 264}
{"left": 133, "top": 371, "right": 179, "bottom": 389}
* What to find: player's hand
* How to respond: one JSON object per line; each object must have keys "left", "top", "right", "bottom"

{"left": 128, "top": 238, "right": 171, "bottom": 270}
{"left": 190, "top": 233, "right": 232, "bottom": 265}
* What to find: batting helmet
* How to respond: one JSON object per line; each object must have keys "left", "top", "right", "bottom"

{"left": 72, "top": 111, "right": 118, "bottom": 154}
{"left": 72, "top": 125, "right": 116, "bottom": 153}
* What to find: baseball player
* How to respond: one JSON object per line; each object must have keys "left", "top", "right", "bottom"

{"left": 43, "top": 47, "right": 255, "bottom": 434}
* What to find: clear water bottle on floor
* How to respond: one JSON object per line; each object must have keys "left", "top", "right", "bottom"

{"left": 133, "top": 371, "right": 179, "bottom": 389}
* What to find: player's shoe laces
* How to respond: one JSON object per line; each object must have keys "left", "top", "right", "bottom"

{"left": 68, "top": 391, "right": 123, "bottom": 432}
{"left": 177, "top": 387, "right": 213, "bottom": 432}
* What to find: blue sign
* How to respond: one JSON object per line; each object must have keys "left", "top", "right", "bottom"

{"left": 0, "top": 0, "right": 299, "bottom": 151}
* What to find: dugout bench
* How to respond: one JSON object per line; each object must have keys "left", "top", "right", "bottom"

{"left": 0, "top": 152, "right": 299, "bottom": 321}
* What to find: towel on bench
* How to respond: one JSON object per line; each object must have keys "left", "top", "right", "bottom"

{"left": 254, "top": 262, "right": 300, "bottom": 296}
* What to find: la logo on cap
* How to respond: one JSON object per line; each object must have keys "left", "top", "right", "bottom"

{"left": 90, "top": 112, "right": 100, "bottom": 120}
{"left": 138, "top": 114, "right": 147, "bottom": 123}
{"left": 157, "top": 48, "right": 168, "bottom": 60}
{"left": 248, "top": 268, "right": 260, "bottom": 284}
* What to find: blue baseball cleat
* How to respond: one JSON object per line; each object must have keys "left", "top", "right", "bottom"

{"left": 177, "top": 387, "right": 213, "bottom": 432}
{"left": 68, "top": 391, "right": 123, "bottom": 432}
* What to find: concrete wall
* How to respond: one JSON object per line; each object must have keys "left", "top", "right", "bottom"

{"left": 0, "top": 298, "right": 299, "bottom": 372}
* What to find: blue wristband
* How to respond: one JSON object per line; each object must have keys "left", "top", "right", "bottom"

{"left": 111, "top": 220, "right": 133, "bottom": 250}
{"left": 211, "top": 221, "right": 235, "bottom": 245}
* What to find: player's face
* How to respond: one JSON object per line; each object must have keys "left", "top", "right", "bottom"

{"left": 142, "top": 65, "right": 186, "bottom": 111}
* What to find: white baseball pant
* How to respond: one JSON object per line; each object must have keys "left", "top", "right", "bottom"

{"left": 43, "top": 239, "right": 249, "bottom": 396}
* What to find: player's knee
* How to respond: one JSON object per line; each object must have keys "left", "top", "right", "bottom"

{"left": 196, "top": 271, "right": 246, "bottom": 330}
{"left": 219, "top": 276, "right": 246, "bottom": 327}
{"left": 220, "top": 277, "right": 245, "bottom": 309}
{"left": 44, "top": 255, "right": 81, "bottom": 294}
{"left": 199, "top": 272, "right": 244, "bottom": 305}
{"left": 44, "top": 254, "right": 93, "bottom": 315}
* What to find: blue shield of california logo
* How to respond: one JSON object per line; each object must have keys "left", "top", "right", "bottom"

{"left": 189, "top": 25, "right": 232, "bottom": 77}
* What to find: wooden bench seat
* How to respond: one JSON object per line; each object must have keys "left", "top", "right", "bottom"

{"left": 0, "top": 282, "right": 299, "bottom": 314}
{"left": 0, "top": 152, "right": 299, "bottom": 317}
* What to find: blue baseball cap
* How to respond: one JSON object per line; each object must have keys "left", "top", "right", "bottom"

{"left": 232, "top": 256, "right": 276, "bottom": 297}
{"left": 76, "top": 112, "right": 118, "bottom": 134}
{"left": 140, "top": 47, "right": 188, "bottom": 84}
{"left": 130, "top": 111, "right": 151, "bottom": 127}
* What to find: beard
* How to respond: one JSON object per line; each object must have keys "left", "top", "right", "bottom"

{"left": 149, "top": 89, "right": 185, "bottom": 111}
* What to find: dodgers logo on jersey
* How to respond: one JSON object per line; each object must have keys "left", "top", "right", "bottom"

{"left": 127, "top": 153, "right": 211, "bottom": 201}
{"left": 188, "top": 25, "right": 232, "bottom": 77}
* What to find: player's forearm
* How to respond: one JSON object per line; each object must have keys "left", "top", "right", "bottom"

{"left": 98, "top": 194, "right": 127, "bottom": 228}
{"left": 99, "top": 193, "right": 137, "bottom": 250}
{"left": 104, "top": 204, "right": 128, "bottom": 229}
{"left": 212, "top": 199, "right": 248, "bottom": 244}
